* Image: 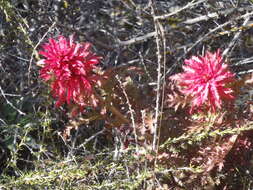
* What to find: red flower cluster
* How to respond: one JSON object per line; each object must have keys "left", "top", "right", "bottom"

{"left": 171, "top": 50, "right": 235, "bottom": 113}
{"left": 38, "top": 35, "right": 101, "bottom": 111}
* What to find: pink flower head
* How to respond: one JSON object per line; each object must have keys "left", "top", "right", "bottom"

{"left": 171, "top": 49, "right": 235, "bottom": 113}
{"left": 38, "top": 35, "right": 101, "bottom": 111}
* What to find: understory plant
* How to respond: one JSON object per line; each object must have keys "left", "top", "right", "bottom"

{"left": 36, "top": 35, "right": 253, "bottom": 189}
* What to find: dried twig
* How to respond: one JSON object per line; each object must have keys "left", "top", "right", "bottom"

{"left": 29, "top": 22, "right": 56, "bottom": 80}
{"left": 185, "top": 11, "right": 253, "bottom": 57}
{"left": 154, "top": 0, "right": 207, "bottom": 20}
{"left": 55, "top": 22, "right": 115, "bottom": 51}
{"left": 149, "top": 0, "right": 164, "bottom": 154}
{"left": 118, "top": 31, "right": 156, "bottom": 46}
{"left": 182, "top": 7, "right": 253, "bottom": 25}
{"left": 165, "top": 10, "right": 253, "bottom": 77}
{"left": 116, "top": 75, "right": 138, "bottom": 151}
{"left": 78, "top": 128, "right": 106, "bottom": 148}
{"left": 222, "top": 16, "right": 251, "bottom": 58}
{"left": 118, "top": 7, "right": 253, "bottom": 46}
{"left": 0, "top": 85, "right": 25, "bottom": 115}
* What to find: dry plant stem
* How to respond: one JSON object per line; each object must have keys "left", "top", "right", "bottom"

{"left": 93, "top": 89, "right": 130, "bottom": 124}
{"left": 77, "top": 128, "right": 106, "bottom": 148}
{"left": 118, "top": 7, "right": 253, "bottom": 46}
{"left": 222, "top": 16, "right": 250, "bottom": 58}
{"left": 119, "top": 31, "right": 156, "bottom": 46}
{"left": 156, "top": 21, "right": 167, "bottom": 166}
{"left": 0, "top": 85, "right": 25, "bottom": 115}
{"left": 55, "top": 22, "right": 114, "bottom": 51}
{"left": 150, "top": 0, "right": 162, "bottom": 152}
{"left": 16, "top": 15, "right": 39, "bottom": 81}
{"left": 234, "top": 56, "right": 253, "bottom": 66}
{"left": 116, "top": 75, "right": 139, "bottom": 151}
{"left": 139, "top": 52, "right": 153, "bottom": 81}
{"left": 154, "top": 0, "right": 207, "bottom": 20}
{"left": 187, "top": 11, "right": 253, "bottom": 55}
{"left": 165, "top": 10, "right": 253, "bottom": 77}
{"left": 120, "top": 0, "right": 136, "bottom": 9}
{"left": 29, "top": 22, "right": 56, "bottom": 81}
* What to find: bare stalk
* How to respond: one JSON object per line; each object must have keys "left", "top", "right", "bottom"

{"left": 150, "top": 1, "right": 162, "bottom": 151}
{"left": 116, "top": 75, "right": 139, "bottom": 151}
{"left": 154, "top": 0, "right": 207, "bottom": 20}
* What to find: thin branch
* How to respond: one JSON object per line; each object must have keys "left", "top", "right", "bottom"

{"left": 150, "top": 0, "right": 162, "bottom": 152}
{"left": 238, "top": 69, "right": 253, "bottom": 75}
{"left": 29, "top": 21, "right": 56, "bottom": 74}
{"left": 116, "top": 75, "right": 138, "bottom": 151}
{"left": 181, "top": 7, "right": 253, "bottom": 25}
{"left": 222, "top": 16, "right": 250, "bottom": 58}
{"left": 118, "top": 7, "right": 253, "bottom": 46}
{"left": 118, "top": 31, "right": 156, "bottom": 46}
{"left": 55, "top": 22, "right": 115, "bottom": 51}
{"left": 154, "top": 0, "right": 207, "bottom": 20}
{"left": 156, "top": 20, "right": 167, "bottom": 162}
{"left": 0, "top": 85, "right": 26, "bottom": 115}
{"left": 233, "top": 57, "right": 253, "bottom": 66}
{"left": 165, "top": 10, "right": 253, "bottom": 77}
{"left": 78, "top": 128, "right": 106, "bottom": 148}
{"left": 0, "top": 118, "right": 6, "bottom": 125}
{"left": 186, "top": 11, "right": 253, "bottom": 57}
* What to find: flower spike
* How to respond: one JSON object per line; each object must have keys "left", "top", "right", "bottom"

{"left": 38, "top": 35, "right": 101, "bottom": 112}
{"left": 171, "top": 49, "right": 235, "bottom": 113}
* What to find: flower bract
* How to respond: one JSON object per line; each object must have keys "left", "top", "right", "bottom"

{"left": 38, "top": 35, "right": 101, "bottom": 112}
{"left": 171, "top": 49, "right": 235, "bottom": 113}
